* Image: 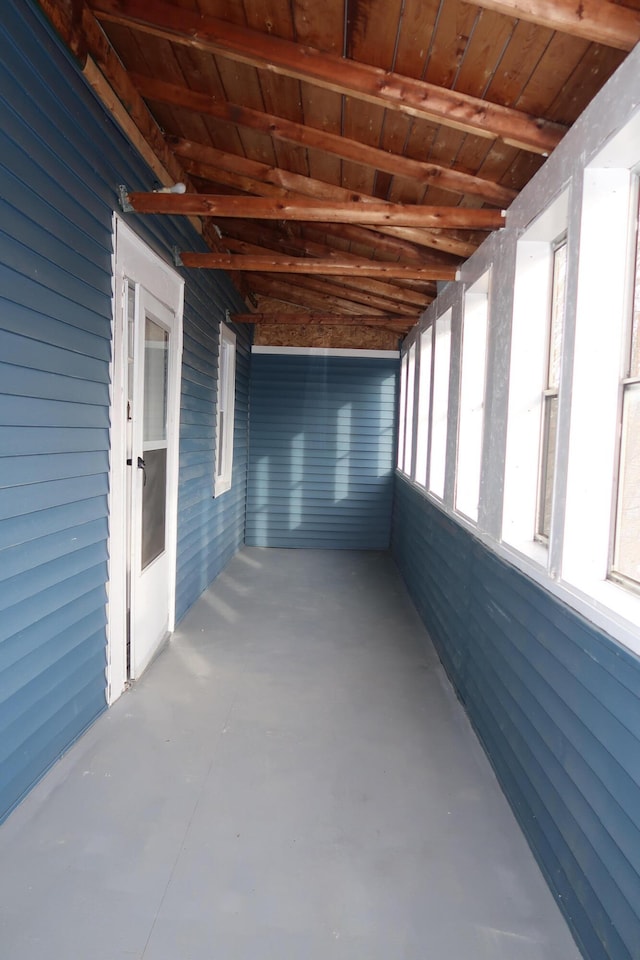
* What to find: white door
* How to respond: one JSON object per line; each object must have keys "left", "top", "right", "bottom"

{"left": 108, "top": 218, "right": 184, "bottom": 701}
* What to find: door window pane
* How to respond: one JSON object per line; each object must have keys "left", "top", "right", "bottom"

{"left": 141, "top": 315, "right": 169, "bottom": 569}
{"left": 144, "top": 317, "right": 168, "bottom": 443}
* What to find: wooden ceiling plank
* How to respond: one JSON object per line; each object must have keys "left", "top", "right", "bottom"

{"left": 135, "top": 74, "right": 517, "bottom": 205}
{"left": 125, "top": 192, "right": 506, "bottom": 228}
{"left": 91, "top": 0, "right": 566, "bottom": 152}
{"left": 467, "top": 0, "right": 640, "bottom": 51}
{"left": 423, "top": 0, "right": 480, "bottom": 90}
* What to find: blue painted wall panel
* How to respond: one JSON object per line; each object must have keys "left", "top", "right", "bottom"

{"left": 246, "top": 354, "right": 397, "bottom": 549}
{"left": 392, "top": 476, "right": 640, "bottom": 960}
{"left": 0, "top": 0, "right": 250, "bottom": 821}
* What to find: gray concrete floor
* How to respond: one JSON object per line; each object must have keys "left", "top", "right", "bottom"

{"left": 0, "top": 548, "right": 582, "bottom": 960}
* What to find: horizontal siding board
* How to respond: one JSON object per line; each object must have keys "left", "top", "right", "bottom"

{"left": 0, "top": 332, "right": 108, "bottom": 382}
{"left": 0, "top": 0, "right": 254, "bottom": 822}
{"left": 0, "top": 475, "right": 108, "bottom": 522}
{"left": 0, "top": 518, "right": 108, "bottom": 583}
{"left": 0, "top": 427, "right": 109, "bottom": 458}
{"left": 472, "top": 618, "right": 640, "bottom": 937}
{"left": 392, "top": 477, "right": 640, "bottom": 960}
{"left": 0, "top": 585, "right": 107, "bottom": 676}
{"left": 0, "top": 451, "right": 109, "bottom": 489}
{"left": 0, "top": 658, "right": 106, "bottom": 822}
{"left": 247, "top": 354, "right": 397, "bottom": 549}
{"left": 0, "top": 298, "right": 111, "bottom": 361}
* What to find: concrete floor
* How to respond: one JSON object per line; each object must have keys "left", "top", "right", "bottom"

{"left": 0, "top": 548, "right": 582, "bottom": 960}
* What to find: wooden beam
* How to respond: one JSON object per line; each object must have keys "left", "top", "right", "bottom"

{"left": 174, "top": 141, "right": 477, "bottom": 258}
{"left": 252, "top": 315, "right": 410, "bottom": 325}
{"left": 126, "top": 193, "right": 505, "bottom": 228}
{"left": 92, "top": 0, "right": 566, "bottom": 153}
{"left": 232, "top": 313, "right": 412, "bottom": 328}
{"left": 132, "top": 76, "right": 517, "bottom": 206}
{"left": 37, "top": 2, "right": 196, "bottom": 211}
{"left": 179, "top": 253, "right": 456, "bottom": 280}
{"left": 219, "top": 234, "right": 436, "bottom": 305}
{"left": 469, "top": 0, "right": 640, "bottom": 51}
{"left": 245, "top": 273, "right": 419, "bottom": 316}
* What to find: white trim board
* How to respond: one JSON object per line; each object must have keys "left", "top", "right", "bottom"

{"left": 106, "top": 215, "right": 184, "bottom": 705}
{"left": 251, "top": 346, "right": 399, "bottom": 358}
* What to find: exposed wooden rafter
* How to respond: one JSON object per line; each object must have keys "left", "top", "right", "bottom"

{"left": 232, "top": 313, "right": 413, "bottom": 328}
{"left": 470, "top": 0, "right": 640, "bottom": 51}
{"left": 245, "top": 273, "right": 419, "bottom": 316}
{"left": 92, "top": 0, "right": 566, "bottom": 154}
{"left": 132, "top": 75, "right": 517, "bottom": 206}
{"left": 218, "top": 234, "right": 434, "bottom": 306}
{"left": 174, "top": 140, "right": 477, "bottom": 258}
{"left": 36, "top": 2, "right": 195, "bottom": 216}
{"left": 179, "top": 252, "right": 456, "bottom": 280}
{"left": 124, "top": 193, "right": 505, "bottom": 228}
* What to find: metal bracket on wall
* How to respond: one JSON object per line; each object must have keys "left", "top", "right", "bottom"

{"left": 172, "top": 246, "right": 184, "bottom": 268}
{"left": 117, "top": 184, "right": 134, "bottom": 213}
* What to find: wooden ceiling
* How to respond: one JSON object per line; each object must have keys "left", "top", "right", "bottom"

{"left": 41, "top": 0, "right": 640, "bottom": 348}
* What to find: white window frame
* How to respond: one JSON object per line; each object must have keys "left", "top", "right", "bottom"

{"left": 213, "top": 323, "right": 236, "bottom": 497}
{"left": 415, "top": 326, "right": 433, "bottom": 488}
{"left": 402, "top": 342, "right": 417, "bottom": 476}
{"left": 397, "top": 351, "right": 408, "bottom": 472}
{"left": 455, "top": 271, "right": 490, "bottom": 523}
{"left": 502, "top": 191, "right": 569, "bottom": 564}
{"left": 611, "top": 184, "right": 640, "bottom": 589}
{"left": 429, "top": 309, "right": 452, "bottom": 500}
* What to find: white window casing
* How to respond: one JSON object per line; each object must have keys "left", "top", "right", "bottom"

{"left": 456, "top": 272, "right": 490, "bottom": 523}
{"left": 429, "top": 309, "right": 452, "bottom": 500}
{"left": 214, "top": 323, "right": 236, "bottom": 497}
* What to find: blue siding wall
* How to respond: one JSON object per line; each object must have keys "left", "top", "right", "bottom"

{"left": 246, "top": 354, "right": 397, "bottom": 549}
{"left": 392, "top": 476, "right": 640, "bottom": 960}
{"left": 0, "top": 0, "right": 249, "bottom": 822}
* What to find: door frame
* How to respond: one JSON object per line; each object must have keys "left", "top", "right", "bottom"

{"left": 106, "top": 215, "right": 184, "bottom": 704}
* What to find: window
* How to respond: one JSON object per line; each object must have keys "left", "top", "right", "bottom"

{"left": 415, "top": 327, "right": 433, "bottom": 488}
{"left": 403, "top": 342, "right": 416, "bottom": 476}
{"left": 456, "top": 273, "right": 490, "bottom": 522}
{"left": 612, "top": 193, "right": 640, "bottom": 588}
{"left": 397, "top": 342, "right": 416, "bottom": 476}
{"left": 214, "top": 324, "right": 236, "bottom": 496}
{"left": 397, "top": 351, "right": 408, "bottom": 471}
{"left": 536, "top": 237, "right": 567, "bottom": 541}
{"left": 429, "top": 310, "right": 452, "bottom": 499}
{"left": 502, "top": 191, "right": 569, "bottom": 555}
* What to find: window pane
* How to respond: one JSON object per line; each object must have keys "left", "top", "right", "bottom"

{"left": 613, "top": 382, "right": 640, "bottom": 584}
{"left": 537, "top": 394, "right": 558, "bottom": 540}
{"left": 143, "top": 317, "right": 168, "bottom": 443}
{"left": 141, "top": 447, "right": 167, "bottom": 569}
{"left": 429, "top": 312, "right": 452, "bottom": 499}
{"left": 548, "top": 241, "right": 567, "bottom": 388}
{"left": 397, "top": 353, "right": 408, "bottom": 470}
{"left": 415, "top": 329, "right": 432, "bottom": 488}
{"left": 631, "top": 214, "right": 640, "bottom": 378}
{"left": 456, "top": 291, "right": 489, "bottom": 522}
{"left": 403, "top": 344, "right": 416, "bottom": 475}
